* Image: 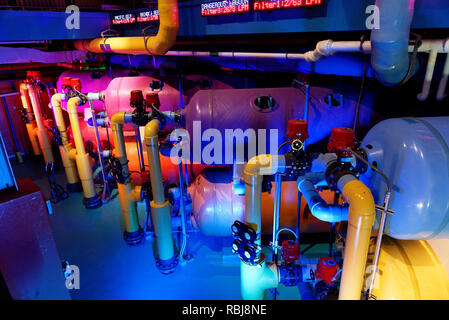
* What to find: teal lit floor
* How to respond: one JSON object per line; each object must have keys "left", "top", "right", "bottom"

{"left": 11, "top": 154, "right": 332, "bottom": 300}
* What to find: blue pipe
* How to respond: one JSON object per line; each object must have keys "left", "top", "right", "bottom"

{"left": 371, "top": 0, "right": 416, "bottom": 87}
{"left": 297, "top": 176, "right": 348, "bottom": 223}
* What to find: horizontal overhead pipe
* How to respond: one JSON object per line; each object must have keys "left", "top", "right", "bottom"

{"left": 74, "top": 0, "right": 179, "bottom": 55}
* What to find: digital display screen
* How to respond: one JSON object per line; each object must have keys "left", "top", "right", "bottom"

{"left": 112, "top": 13, "right": 136, "bottom": 24}
{"left": 137, "top": 9, "right": 160, "bottom": 22}
{"left": 253, "top": 0, "right": 323, "bottom": 11}
{"left": 201, "top": 0, "right": 250, "bottom": 16}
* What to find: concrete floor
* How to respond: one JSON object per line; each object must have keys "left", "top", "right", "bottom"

{"left": 10, "top": 154, "right": 330, "bottom": 300}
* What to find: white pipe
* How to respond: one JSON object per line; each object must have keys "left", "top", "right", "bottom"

{"left": 417, "top": 49, "right": 438, "bottom": 101}
{"left": 437, "top": 53, "right": 449, "bottom": 101}
{"left": 164, "top": 38, "right": 449, "bottom": 60}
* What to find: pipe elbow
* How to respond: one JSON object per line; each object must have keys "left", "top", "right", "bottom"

{"left": 144, "top": 119, "right": 161, "bottom": 141}
{"left": 147, "top": 0, "right": 179, "bottom": 55}
{"left": 51, "top": 93, "right": 62, "bottom": 109}
{"left": 244, "top": 155, "right": 285, "bottom": 178}
{"left": 110, "top": 112, "right": 125, "bottom": 129}
{"left": 67, "top": 97, "right": 81, "bottom": 114}
{"left": 341, "top": 180, "right": 376, "bottom": 226}
{"left": 311, "top": 203, "right": 349, "bottom": 223}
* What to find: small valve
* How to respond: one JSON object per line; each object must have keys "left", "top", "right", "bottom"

{"left": 282, "top": 240, "right": 300, "bottom": 264}
{"left": 130, "top": 90, "right": 144, "bottom": 108}
{"left": 70, "top": 78, "right": 82, "bottom": 92}
{"left": 327, "top": 127, "right": 355, "bottom": 158}
{"left": 286, "top": 119, "right": 308, "bottom": 145}
{"left": 146, "top": 92, "right": 161, "bottom": 109}
{"left": 315, "top": 257, "right": 338, "bottom": 286}
{"left": 62, "top": 77, "right": 72, "bottom": 89}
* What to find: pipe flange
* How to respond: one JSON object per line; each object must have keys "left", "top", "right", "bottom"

{"left": 123, "top": 228, "right": 145, "bottom": 246}
{"left": 156, "top": 256, "right": 179, "bottom": 275}
{"left": 279, "top": 263, "right": 302, "bottom": 287}
{"left": 325, "top": 161, "right": 357, "bottom": 190}
{"left": 83, "top": 194, "right": 102, "bottom": 209}
{"left": 67, "top": 182, "right": 83, "bottom": 193}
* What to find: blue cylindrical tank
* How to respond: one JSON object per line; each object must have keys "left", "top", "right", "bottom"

{"left": 360, "top": 117, "right": 449, "bottom": 240}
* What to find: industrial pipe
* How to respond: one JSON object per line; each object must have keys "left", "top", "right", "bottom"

{"left": 19, "top": 83, "right": 41, "bottom": 156}
{"left": 297, "top": 175, "right": 349, "bottom": 223}
{"left": 337, "top": 175, "right": 376, "bottom": 300}
{"left": 67, "top": 97, "right": 102, "bottom": 209}
{"left": 26, "top": 82, "right": 54, "bottom": 163}
{"left": 50, "top": 93, "right": 82, "bottom": 193}
{"left": 371, "top": 0, "right": 416, "bottom": 87}
{"left": 74, "top": 0, "right": 179, "bottom": 55}
{"left": 241, "top": 154, "right": 285, "bottom": 300}
{"left": 144, "top": 119, "right": 178, "bottom": 273}
{"left": 110, "top": 112, "right": 144, "bottom": 245}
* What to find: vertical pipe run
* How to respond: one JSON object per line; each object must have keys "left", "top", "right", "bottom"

{"left": 20, "top": 84, "right": 41, "bottom": 156}
{"left": 145, "top": 119, "right": 177, "bottom": 273}
{"left": 67, "top": 97, "right": 101, "bottom": 208}
{"left": 110, "top": 113, "right": 144, "bottom": 244}
{"left": 338, "top": 177, "right": 376, "bottom": 300}
{"left": 241, "top": 154, "right": 285, "bottom": 300}
{"left": 417, "top": 49, "right": 438, "bottom": 101}
{"left": 50, "top": 94, "right": 80, "bottom": 190}
{"left": 437, "top": 53, "right": 449, "bottom": 101}
{"left": 27, "top": 83, "right": 54, "bottom": 163}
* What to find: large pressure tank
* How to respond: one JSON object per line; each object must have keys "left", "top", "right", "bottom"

{"left": 181, "top": 87, "right": 365, "bottom": 164}
{"left": 189, "top": 167, "right": 334, "bottom": 236}
{"left": 360, "top": 117, "right": 449, "bottom": 240}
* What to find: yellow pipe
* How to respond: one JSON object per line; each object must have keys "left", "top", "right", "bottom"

{"left": 74, "top": 0, "right": 179, "bottom": 55}
{"left": 240, "top": 154, "right": 285, "bottom": 300}
{"left": 67, "top": 97, "right": 97, "bottom": 200}
{"left": 19, "top": 83, "right": 41, "bottom": 156}
{"left": 50, "top": 93, "right": 80, "bottom": 187}
{"left": 27, "top": 83, "right": 54, "bottom": 163}
{"left": 338, "top": 179, "right": 376, "bottom": 300}
{"left": 144, "top": 119, "right": 175, "bottom": 262}
{"left": 111, "top": 113, "right": 142, "bottom": 234}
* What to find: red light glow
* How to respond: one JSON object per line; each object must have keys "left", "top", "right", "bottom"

{"left": 253, "top": 0, "right": 322, "bottom": 12}
{"left": 201, "top": 0, "right": 250, "bottom": 16}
